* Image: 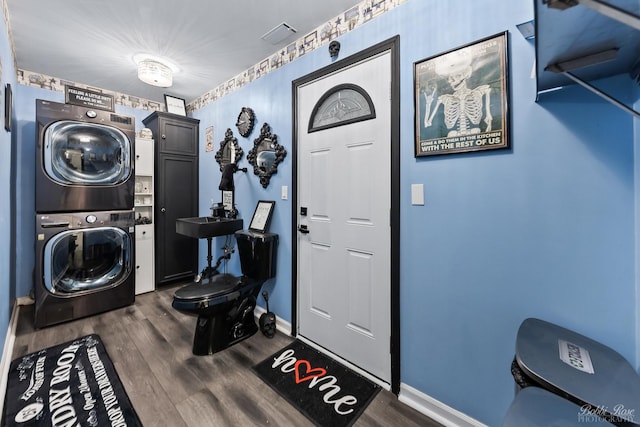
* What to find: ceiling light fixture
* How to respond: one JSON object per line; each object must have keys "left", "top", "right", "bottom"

{"left": 133, "top": 54, "right": 180, "bottom": 88}
{"left": 138, "top": 60, "right": 172, "bottom": 87}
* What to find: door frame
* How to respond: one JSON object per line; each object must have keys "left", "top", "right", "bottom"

{"left": 291, "top": 36, "right": 401, "bottom": 394}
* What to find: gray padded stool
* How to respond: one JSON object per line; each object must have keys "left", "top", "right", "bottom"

{"left": 508, "top": 318, "right": 640, "bottom": 426}
{"left": 503, "top": 386, "right": 614, "bottom": 426}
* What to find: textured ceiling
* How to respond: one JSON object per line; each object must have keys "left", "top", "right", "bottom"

{"left": 6, "top": 0, "right": 361, "bottom": 103}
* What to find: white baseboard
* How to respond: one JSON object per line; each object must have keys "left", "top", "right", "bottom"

{"left": 399, "top": 383, "right": 488, "bottom": 427}
{"left": 0, "top": 301, "right": 21, "bottom": 420}
{"left": 254, "top": 305, "right": 292, "bottom": 336}
{"left": 16, "top": 296, "right": 34, "bottom": 306}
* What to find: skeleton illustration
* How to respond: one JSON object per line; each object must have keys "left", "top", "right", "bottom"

{"left": 423, "top": 52, "right": 492, "bottom": 137}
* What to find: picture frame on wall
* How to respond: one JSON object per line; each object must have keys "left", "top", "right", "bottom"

{"left": 4, "top": 83, "right": 11, "bottom": 132}
{"left": 164, "top": 94, "right": 187, "bottom": 116}
{"left": 414, "top": 31, "right": 509, "bottom": 157}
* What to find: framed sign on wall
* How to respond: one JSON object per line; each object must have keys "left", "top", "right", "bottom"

{"left": 414, "top": 31, "right": 510, "bottom": 157}
{"left": 164, "top": 94, "right": 187, "bottom": 116}
{"left": 249, "top": 200, "right": 275, "bottom": 233}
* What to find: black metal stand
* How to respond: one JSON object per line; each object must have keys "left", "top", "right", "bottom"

{"left": 200, "top": 237, "right": 233, "bottom": 281}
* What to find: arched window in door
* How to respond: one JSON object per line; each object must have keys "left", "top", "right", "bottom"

{"left": 308, "top": 83, "right": 376, "bottom": 133}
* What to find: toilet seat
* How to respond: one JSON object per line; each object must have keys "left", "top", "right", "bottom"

{"left": 172, "top": 273, "right": 260, "bottom": 312}
{"left": 174, "top": 274, "right": 241, "bottom": 300}
{"left": 173, "top": 274, "right": 241, "bottom": 310}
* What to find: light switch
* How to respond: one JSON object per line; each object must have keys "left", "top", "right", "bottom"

{"left": 411, "top": 184, "right": 424, "bottom": 205}
{"left": 281, "top": 185, "right": 288, "bottom": 200}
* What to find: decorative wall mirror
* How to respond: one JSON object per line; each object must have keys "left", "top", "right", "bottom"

{"left": 247, "top": 123, "right": 287, "bottom": 188}
{"left": 215, "top": 128, "right": 243, "bottom": 171}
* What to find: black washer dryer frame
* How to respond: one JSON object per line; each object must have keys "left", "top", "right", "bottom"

{"left": 35, "top": 99, "right": 136, "bottom": 213}
{"left": 34, "top": 210, "right": 136, "bottom": 328}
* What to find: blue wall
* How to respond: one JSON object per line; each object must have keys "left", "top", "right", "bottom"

{"left": 0, "top": 6, "right": 18, "bottom": 349}
{"left": 4, "top": 1, "right": 639, "bottom": 426}
{"left": 192, "top": 2, "right": 638, "bottom": 424}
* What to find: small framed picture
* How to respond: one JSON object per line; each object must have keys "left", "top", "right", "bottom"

{"left": 164, "top": 94, "right": 187, "bottom": 116}
{"left": 249, "top": 200, "right": 276, "bottom": 233}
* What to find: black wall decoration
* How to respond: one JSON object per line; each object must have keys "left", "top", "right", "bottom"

{"left": 247, "top": 123, "right": 286, "bottom": 188}
{"left": 236, "top": 107, "right": 256, "bottom": 137}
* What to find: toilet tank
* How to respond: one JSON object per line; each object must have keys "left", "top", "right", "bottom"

{"left": 235, "top": 230, "right": 278, "bottom": 280}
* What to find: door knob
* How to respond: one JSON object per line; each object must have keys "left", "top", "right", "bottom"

{"left": 298, "top": 225, "right": 309, "bottom": 234}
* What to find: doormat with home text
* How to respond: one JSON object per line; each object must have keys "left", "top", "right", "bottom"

{"left": 4, "top": 334, "right": 141, "bottom": 426}
{"left": 253, "top": 340, "right": 380, "bottom": 427}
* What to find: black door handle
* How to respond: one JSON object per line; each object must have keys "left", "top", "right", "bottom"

{"left": 298, "top": 225, "right": 309, "bottom": 234}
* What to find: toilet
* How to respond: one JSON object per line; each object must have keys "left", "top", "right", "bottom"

{"left": 172, "top": 230, "right": 278, "bottom": 355}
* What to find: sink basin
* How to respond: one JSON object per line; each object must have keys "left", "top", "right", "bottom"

{"left": 176, "top": 216, "right": 243, "bottom": 239}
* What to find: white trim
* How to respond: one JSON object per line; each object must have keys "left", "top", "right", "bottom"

{"left": 16, "top": 296, "right": 34, "bottom": 306}
{"left": 0, "top": 301, "right": 21, "bottom": 419}
{"left": 399, "top": 383, "right": 488, "bottom": 427}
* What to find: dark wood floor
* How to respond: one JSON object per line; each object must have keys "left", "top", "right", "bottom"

{"left": 11, "top": 284, "right": 442, "bottom": 426}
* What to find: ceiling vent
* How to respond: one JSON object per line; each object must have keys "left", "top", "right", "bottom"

{"left": 261, "top": 22, "right": 297, "bottom": 45}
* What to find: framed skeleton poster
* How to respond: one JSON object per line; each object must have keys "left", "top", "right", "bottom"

{"left": 414, "top": 32, "right": 509, "bottom": 157}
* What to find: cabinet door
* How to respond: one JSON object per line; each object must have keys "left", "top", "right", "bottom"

{"left": 156, "top": 154, "right": 198, "bottom": 284}
{"left": 135, "top": 225, "right": 154, "bottom": 294}
{"left": 158, "top": 117, "right": 198, "bottom": 156}
{"left": 135, "top": 138, "right": 154, "bottom": 175}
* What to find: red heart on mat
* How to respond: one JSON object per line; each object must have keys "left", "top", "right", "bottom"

{"left": 294, "top": 360, "right": 326, "bottom": 384}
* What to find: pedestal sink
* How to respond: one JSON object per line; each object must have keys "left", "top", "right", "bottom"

{"left": 176, "top": 216, "right": 244, "bottom": 281}
{"left": 176, "top": 216, "right": 243, "bottom": 239}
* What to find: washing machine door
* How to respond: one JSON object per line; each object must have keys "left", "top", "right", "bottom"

{"left": 43, "top": 121, "right": 132, "bottom": 186}
{"left": 43, "top": 226, "right": 132, "bottom": 294}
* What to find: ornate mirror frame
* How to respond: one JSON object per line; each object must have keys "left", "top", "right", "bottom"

{"left": 247, "top": 123, "right": 287, "bottom": 188}
{"left": 215, "top": 128, "right": 243, "bottom": 171}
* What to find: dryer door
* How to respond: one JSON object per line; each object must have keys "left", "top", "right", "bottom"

{"left": 43, "top": 227, "right": 132, "bottom": 294}
{"left": 43, "top": 121, "right": 132, "bottom": 186}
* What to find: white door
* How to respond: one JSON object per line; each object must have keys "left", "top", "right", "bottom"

{"left": 297, "top": 51, "right": 391, "bottom": 383}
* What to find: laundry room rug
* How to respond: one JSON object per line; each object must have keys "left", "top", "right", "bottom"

{"left": 4, "top": 334, "right": 141, "bottom": 426}
{"left": 253, "top": 340, "right": 380, "bottom": 427}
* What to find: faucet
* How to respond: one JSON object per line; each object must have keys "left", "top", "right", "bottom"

{"left": 210, "top": 199, "right": 225, "bottom": 218}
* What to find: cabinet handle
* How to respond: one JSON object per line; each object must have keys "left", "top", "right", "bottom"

{"left": 142, "top": 231, "right": 146, "bottom": 235}
{"left": 161, "top": 207, "right": 166, "bottom": 213}
{"left": 161, "top": 134, "right": 166, "bottom": 139}
{"left": 136, "top": 265, "right": 140, "bottom": 269}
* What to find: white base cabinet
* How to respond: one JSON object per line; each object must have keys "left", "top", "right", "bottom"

{"left": 135, "top": 224, "right": 155, "bottom": 294}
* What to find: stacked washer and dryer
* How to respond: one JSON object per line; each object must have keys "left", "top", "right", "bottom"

{"left": 34, "top": 99, "right": 136, "bottom": 328}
